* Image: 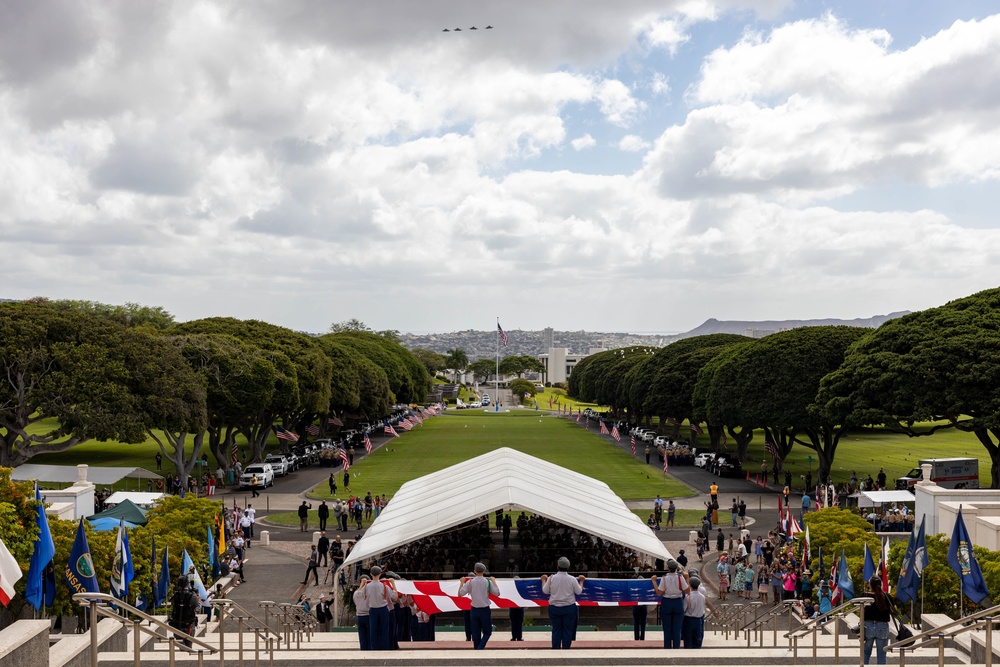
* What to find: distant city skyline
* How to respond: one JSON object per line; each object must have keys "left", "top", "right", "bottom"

{"left": 2, "top": 2, "right": 998, "bottom": 333}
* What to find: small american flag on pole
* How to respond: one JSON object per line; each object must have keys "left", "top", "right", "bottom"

{"left": 364, "top": 433, "right": 372, "bottom": 454}
{"left": 575, "top": 412, "right": 581, "bottom": 423}
{"left": 328, "top": 416, "right": 344, "bottom": 426}
{"left": 338, "top": 448, "right": 350, "bottom": 470}
{"left": 765, "top": 441, "right": 779, "bottom": 461}
{"left": 400, "top": 419, "right": 413, "bottom": 431}
{"left": 663, "top": 453, "right": 669, "bottom": 474}
{"left": 275, "top": 426, "right": 299, "bottom": 442}
{"left": 497, "top": 322, "right": 508, "bottom": 347}
{"left": 689, "top": 422, "right": 703, "bottom": 435}
{"left": 600, "top": 421, "right": 609, "bottom": 435}
{"left": 611, "top": 425, "right": 621, "bottom": 442}
{"left": 385, "top": 424, "right": 400, "bottom": 438}
{"left": 230, "top": 441, "right": 239, "bottom": 466}
{"left": 630, "top": 435, "right": 636, "bottom": 456}
{"left": 306, "top": 424, "right": 320, "bottom": 436}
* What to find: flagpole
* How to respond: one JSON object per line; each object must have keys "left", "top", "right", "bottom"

{"left": 495, "top": 317, "right": 500, "bottom": 412}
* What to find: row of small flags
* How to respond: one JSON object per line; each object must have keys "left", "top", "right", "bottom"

{"left": 268, "top": 404, "right": 442, "bottom": 447}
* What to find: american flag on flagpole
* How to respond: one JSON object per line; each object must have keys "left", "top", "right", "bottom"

{"left": 600, "top": 421, "right": 609, "bottom": 435}
{"left": 385, "top": 424, "right": 400, "bottom": 438}
{"left": 611, "top": 425, "right": 621, "bottom": 442}
{"left": 400, "top": 419, "right": 413, "bottom": 431}
{"left": 630, "top": 435, "right": 636, "bottom": 456}
{"left": 689, "top": 422, "right": 703, "bottom": 435}
{"left": 275, "top": 426, "right": 299, "bottom": 442}
{"left": 765, "top": 441, "right": 779, "bottom": 461}
{"left": 230, "top": 441, "right": 238, "bottom": 466}
{"left": 364, "top": 433, "right": 372, "bottom": 454}
{"left": 338, "top": 448, "right": 350, "bottom": 470}
{"left": 306, "top": 424, "right": 320, "bottom": 436}
{"left": 663, "top": 453, "right": 669, "bottom": 474}
{"left": 575, "top": 412, "right": 581, "bottom": 423}
{"left": 497, "top": 322, "right": 508, "bottom": 347}
{"left": 328, "top": 416, "right": 343, "bottom": 426}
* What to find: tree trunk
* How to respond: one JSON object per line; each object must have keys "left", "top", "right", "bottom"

{"left": 974, "top": 428, "right": 1000, "bottom": 489}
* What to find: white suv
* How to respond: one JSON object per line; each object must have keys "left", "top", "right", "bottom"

{"left": 482, "top": 394, "right": 491, "bottom": 406}
{"left": 239, "top": 463, "right": 274, "bottom": 488}
{"left": 264, "top": 455, "right": 289, "bottom": 476}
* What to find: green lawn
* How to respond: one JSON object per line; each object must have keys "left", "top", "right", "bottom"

{"left": 528, "top": 388, "right": 604, "bottom": 412}
{"left": 310, "top": 412, "right": 693, "bottom": 501}
{"left": 630, "top": 508, "right": 705, "bottom": 527}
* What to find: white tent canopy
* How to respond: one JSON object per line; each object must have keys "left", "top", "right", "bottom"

{"left": 105, "top": 492, "right": 165, "bottom": 508}
{"left": 12, "top": 464, "right": 163, "bottom": 485}
{"left": 857, "top": 490, "right": 916, "bottom": 509}
{"left": 342, "top": 447, "right": 672, "bottom": 568}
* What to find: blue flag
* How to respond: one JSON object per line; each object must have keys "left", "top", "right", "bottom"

{"left": 155, "top": 542, "right": 170, "bottom": 609}
{"left": 208, "top": 525, "right": 220, "bottom": 582}
{"left": 25, "top": 484, "right": 56, "bottom": 610}
{"left": 947, "top": 507, "right": 990, "bottom": 605}
{"left": 913, "top": 514, "right": 929, "bottom": 582}
{"left": 896, "top": 527, "right": 917, "bottom": 603}
{"left": 818, "top": 547, "right": 825, "bottom": 588}
{"left": 64, "top": 519, "right": 100, "bottom": 595}
{"left": 110, "top": 519, "right": 134, "bottom": 602}
{"left": 863, "top": 543, "right": 877, "bottom": 584}
{"left": 837, "top": 549, "right": 854, "bottom": 601}
{"left": 182, "top": 549, "right": 208, "bottom": 601}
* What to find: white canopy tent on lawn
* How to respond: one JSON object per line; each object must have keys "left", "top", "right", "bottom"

{"left": 855, "top": 490, "right": 917, "bottom": 509}
{"left": 342, "top": 446, "right": 672, "bottom": 568}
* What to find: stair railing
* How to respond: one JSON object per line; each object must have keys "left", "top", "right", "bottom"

{"left": 784, "top": 596, "right": 874, "bottom": 666}
{"left": 886, "top": 603, "right": 1000, "bottom": 667}
{"left": 212, "top": 598, "right": 282, "bottom": 667}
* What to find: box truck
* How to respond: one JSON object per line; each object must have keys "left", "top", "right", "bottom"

{"left": 895, "top": 458, "right": 979, "bottom": 490}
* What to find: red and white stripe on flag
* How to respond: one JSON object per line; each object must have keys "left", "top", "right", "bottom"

{"left": 600, "top": 421, "right": 609, "bottom": 435}
{"left": 0, "top": 537, "right": 22, "bottom": 606}
{"left": 630, "top": 436, "right": 636, "bottom": 456}
{"left": 364, "top": 434, "right": 372, "bottom": 454}
{"left": 611, "top": 425, "right": 621, "bottom": 442}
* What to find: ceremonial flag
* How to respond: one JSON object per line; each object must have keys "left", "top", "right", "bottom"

{"left": 764, "top": 441, "right": 779, "bottom": 461}
{"left": 230, "top": 441, "right": 239, "bottom": 466}
{"left": 576, "top": 412, "right": 581, "bottom": 423}
{"left": 65, "top": 519, "right": 99, "bottom": 595}
{"left": 663, "top": 454, "right": 668, "bottom": 474}
{"left": 328, "top": 416, "right": 344, "bottom": 427}
{"left": 155, "top": 542, "right": 170, "bottom": 609}
{"left": 181, "top": 549, "right": 208, "bottom": 602}
{"left": 26, "top": 484, "right": 56, "bottom": 610}
{"left": 611, "top": 425, "right": 621, "bottom": 442}
{"left": 339, "top": 448, "right": 351, "bottom": 470}
{"left": 630, "top": 435, "right": 636, "bottom": 456}
{"left": 689, "top": 422, "right": 703, "bottom": 435}
{"left": 804, "top": 525, "right": 811, "bottom": 564}
{"left": 110, "top": 519, "right": 134, "bottom": 603}
{"left": 400, "top": 419, "right": 413, "bottom": 431}
{"left": 948, "top": 507, "right": 989, "bottom": 604}
{"left": 497, "top": 322, "right": 508, "bottom": 347}
{"left": 364, "top": 433, "right": 372, "bottom": 454}
{"left": 384, "top": 424, "right": 399, "bottom": 437}
{"left": 863, "top": 543, "right": 877, "bottom": 584}
{"left": 0, "top": 537, "right": 21, "bottom": 607}
{"left": 600, "top": 421, "right": 609, "bottom": 435}
{"left": 880, "top": 538, "right": 891, "bottom": 594}
{"left": 837, "top": 549, "right": 854, "bottom": 601}
{"left": 275, "top": 426, "right": 299, "bottom": 442}
{"left": 306, "top": 424, "right": 320, "bottom": 436}
{"left": 912, "top": 515, "right": 928, "bottom": 586}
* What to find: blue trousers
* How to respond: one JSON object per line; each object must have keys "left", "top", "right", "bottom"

{"left": 369, "top": 606, "right": 390, "bottom": 650}
{"left": 661, "top": 597, "right": 684, "bottom": 648}
{"left": 356, "top": 615, "right": 370, "bottom": 650}
{"left": 549, "top": 604, "right": 577, "bottom": 649}
{"left": 682, "top": 615, "right": 704, "bottom": 648}
{"left": 470, "top": 606, "right": 492, "bottom": 649}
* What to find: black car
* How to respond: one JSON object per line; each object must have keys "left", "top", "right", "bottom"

{"left": 713, "top": 456, "right": 743, "bottom": 477}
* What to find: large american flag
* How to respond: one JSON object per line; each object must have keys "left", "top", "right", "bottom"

{"left": 611, "top": 425, "right": 621, "bottom": 442}
{"left": 497, "top": 322, "right": 508, "bottom": 347}
{"left": 394, "top": 578, "right": 661, "bottom": 614}
{"left": 364, "top": 433, "right": 372, "bottom": 454}
{"left": 385, "top": 424, "right": 400, "bottom": 438}
{"left": 338, "top": 448, "right": 350, "bottom": 470}
{"left": 275, "top": 426, "right": 299, "bottom": 442}
{"left": 765, "top": 441, "right": 779, "bottom": 461}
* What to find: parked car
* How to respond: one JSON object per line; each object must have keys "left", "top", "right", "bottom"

{"left": 640, "top": 431, "right": 656, "bottom": 443}
{"left": 482, "top": 394, "right": 491, "bottom": 406}
{"left": 653, "top": 436, "right": 669, "bottom": 447}
{"left": 469, "top": 401, "right": 481, "bottom": 408}
{"left": 694, "top": 452, "right": 716, "bottom": 468}
{"left": 713, "top": 456, "right": 743, "bottom": 477}
{"left": 264, "top": 455, "right": 289, "bottom": 476}
{"left": 239, "top": 463, "right": 274, "bottom": 488}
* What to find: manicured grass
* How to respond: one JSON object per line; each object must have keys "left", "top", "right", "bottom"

{"left": 630, "top": 508, "right": 706, "bottom": 527}
{"left": 529, "top": 388, "right": 604, "bottom": 412}
{"left": 310, "top": 412, "right": 693, "bottom": 502}
{"left": 740, "top": 425, "right": 990, "bottom": 489}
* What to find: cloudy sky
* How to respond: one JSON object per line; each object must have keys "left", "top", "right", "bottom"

{"left": 3, "top": 1, "right": 999, "bottom": 334}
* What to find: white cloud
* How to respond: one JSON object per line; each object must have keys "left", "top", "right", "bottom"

{"left": 595, "top": 79, "right": 644, "bottom": 126}
{"left": 618, "top": 135, "right": 651, "bottom": 152}
{"left": 571, "top": 134, "right": 597, "bottom": 151}
{"left": 651, "top": 73, "right": 671, "bottom": 96}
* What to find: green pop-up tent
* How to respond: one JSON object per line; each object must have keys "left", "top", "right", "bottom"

{"left": 87, "top": 498, "right": 148, "bottom": 526}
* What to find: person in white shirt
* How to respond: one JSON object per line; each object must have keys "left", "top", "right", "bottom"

{"left": 682, "top": 576, "right": 713, "bottom": 648}
{"left": 541, "top": 556, "right": 585, "bottom": 649}
{"left": 652, "top": 559, "right": 690, "bottom": 649}
{"left": 353, "top": 576, "right": 371, "bottom": 650}
{"left": 458, "top": 562, "right": 498, "bottom": 649}
{"left": 364, "top": 566, "right": 396, "bottom": 650}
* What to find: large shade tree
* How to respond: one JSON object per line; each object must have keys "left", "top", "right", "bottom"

{"left": 0, "top": 303, "right": 201, "bottom": 467}
{"left": 818, "top": 288, "right": 1000, "bottom": 488}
